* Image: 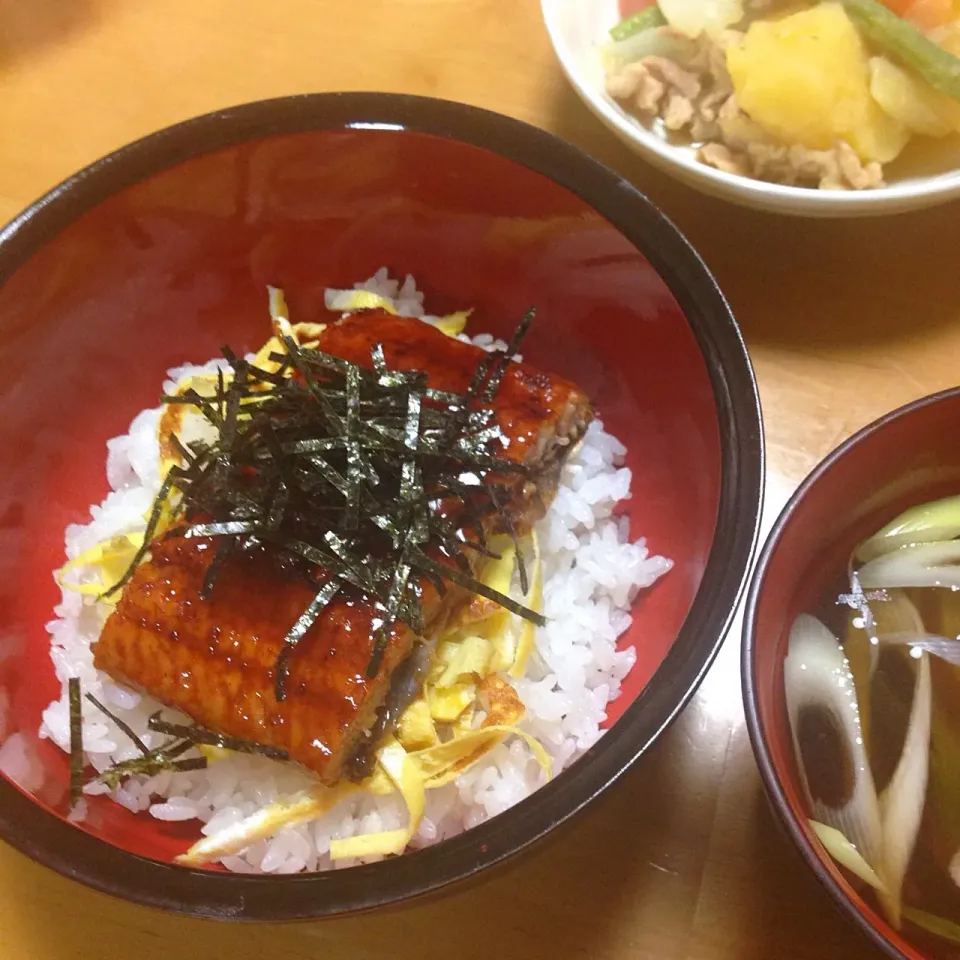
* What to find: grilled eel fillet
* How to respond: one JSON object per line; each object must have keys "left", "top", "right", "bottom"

{"left": 93, "top": 312, "right": 593, "bottom": 783}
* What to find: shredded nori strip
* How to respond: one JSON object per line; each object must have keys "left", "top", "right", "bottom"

{"left": 86, "top": 704, "right": 209, "bottom": 790}
{"left": 107, "top": 306, "right": 543, "bottom": 693}
{"left": 147, "top": 712, "right": 290, "bottom": 760}
{"left": 273, "top": 578, "right": 341, "bottom": 700}
{"left": 85, "top": 693, "right": 149, "bottom": 756}
{"left": 169, "top": 431, "right": 197, "bottom": 467}
{"left": 409, "top": 551, "right": 546, "bottom": 626}
{"left": 367, "top": 556, "right": 413, "bottom": 678}
{"left": 482, "top": 307, "right": 536, "bottom": 403}
{"left": 68, "top": 678, "right": 83, "bottom": 809}
{"left": 486, "top": 482, "right": 529, "bottom": 596}
{"left": 100, "top": 467, "right": 181, "bottom": 599}
{"left": 67, "top": 682, "right": 290, "bottom": 794}
{"left": 199, "top": 537, "right": 237, "bottom": 601}
{"left": 97, "top": 746, "right": 208, "bottom": 790}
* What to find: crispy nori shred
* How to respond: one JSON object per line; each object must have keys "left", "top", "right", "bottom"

{"left": 107, "top": 306, "right": 544, "bottom": 695}
{"left": 85, "top": 698, "right": 210, "bottom": 790}
{"left": 409, "top": 550, "right": 545, "bottom": 624}
{"left": 96, "top": 744, "right": 208, "bottom": 790}
{"left": 68, "top": 678, "right": 83, "bottom": 809}
{"left": 169, "top": 431, "right": 197, "bottom": 467}
{"left": 486, "top": 482, "right": 530, "bottom": 596}
{"left": 198, "top": 538, "right": 237, "bottom": 601}
{"left": 367, "top": 556, "right": 413, "bottom": 679}
{"left": 482, "top": 307, "right": 536, "bottom": 402}
{"left": 273, "top": 578, "right": 341, "bottom": 700}
{"left": 146, "top": 712, "right": 290, "bottom": 760}
{"left": 100, "top": 467, "right": 181, "bottom": 600}
{"left": 69, "top": 683, "right": 290, "bottom": 794}
{"left": 86, "top": 693, "right": 150, "bottom": 756}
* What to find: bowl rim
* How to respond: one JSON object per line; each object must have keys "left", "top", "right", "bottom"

{"left": 741, "top": 385, "right": 960, "bottom": 960}
{"left": 540, "top": 0, "right": 960, "bottom": 215}
{"left": 0, "top": 90, "right": 764, "bottom": 921}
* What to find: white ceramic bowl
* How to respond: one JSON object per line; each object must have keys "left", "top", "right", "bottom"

{"left": 541, "top": 0, "right": 960, "bottom": 216}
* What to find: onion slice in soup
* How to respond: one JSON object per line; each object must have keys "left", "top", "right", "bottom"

{"left": 791, "top": 599, "right": 934, "bottom": 929}
{"left": 877, "top": 649, "right": 931, "bottom": 928}
{"left": 858, "top": 540, "right": 960, "bottom": 590}
{"left": 784, "top": 614, "right": 883, "bottom": 872}
{"left": 856, "top": 496, "right": 960, "bottom": 564}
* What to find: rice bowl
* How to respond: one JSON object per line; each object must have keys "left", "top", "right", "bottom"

{"left": 20, "top": 270, "right": 672, "bottom": 875}
{"left": 0, "top": 92, "right": 762, "bottom": 918}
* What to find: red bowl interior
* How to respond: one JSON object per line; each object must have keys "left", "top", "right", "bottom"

{"left": 746, "top": 388, "right": 960, "bottom": 960}
{"left": 0, "top": 125, "right": 721, "bottom": 865}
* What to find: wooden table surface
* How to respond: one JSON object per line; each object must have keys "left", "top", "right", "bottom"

{"left": 2, "top": 1, "right": 959, "bottom": 957}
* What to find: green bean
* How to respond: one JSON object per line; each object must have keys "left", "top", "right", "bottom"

{"left": 836, "top": 0, "right": 960, "bottom": 102}
{"left": 609, "top": 5, "right": 667, "bottom": 41}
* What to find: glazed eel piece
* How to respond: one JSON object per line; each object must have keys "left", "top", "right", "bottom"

{"left": 93, "top": 311, "right": 592, "bottom": 783}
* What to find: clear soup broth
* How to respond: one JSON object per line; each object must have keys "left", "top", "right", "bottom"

{"left": 787, "top": 498, "right": 960, "bottom": 957}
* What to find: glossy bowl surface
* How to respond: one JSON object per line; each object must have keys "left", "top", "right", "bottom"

{"left": 0, "top": 92, "right": 762, "bottom": 920}
{"left": 542, "top": 0, "right": 960, "bottom": 217}
{"left": 744, "top": 388, "right": 960, "bottom": 960}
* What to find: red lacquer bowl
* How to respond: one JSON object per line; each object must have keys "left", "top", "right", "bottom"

{"left": 0, "top": 93, "right": 762, "bottom": 920}
{"left": 743, "top": 389, "right": 960, "bottom": 960}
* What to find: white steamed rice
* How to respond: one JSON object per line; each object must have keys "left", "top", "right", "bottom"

{"left": 28, "top": 271, "right": 672, "bottom": 873}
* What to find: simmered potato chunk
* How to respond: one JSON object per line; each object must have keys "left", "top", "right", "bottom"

{"left": 726, "top": 3, "right": 911, "bottom": 161}
{"left": 870, "top": 55, "right": 960, "bottom": 136}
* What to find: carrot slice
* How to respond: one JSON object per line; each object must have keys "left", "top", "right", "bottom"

{"left": 905, "top": 0, "right": 954, "bottom": 30}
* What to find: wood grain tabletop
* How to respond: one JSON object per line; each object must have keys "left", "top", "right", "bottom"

{"left": 2, "top": 1, "right": 959, "bottom": 957}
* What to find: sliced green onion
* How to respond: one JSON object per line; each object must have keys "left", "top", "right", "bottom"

{"left": 600, "top": 24, "right": 698, "bottom": 72}
{"left": 809, "top": 831, "right": 960, "bottom": 948}
{"left": 609, "top": 5, "right": 667, "bottom": 41}
{"left": 809, "top": 819, "right": 886, "bottom": 890}
{"left": 903, "top": 906, "right": 960, "bottom": 945}
{"left": 875, "top": 632, "right": 960, "bottom": 667}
